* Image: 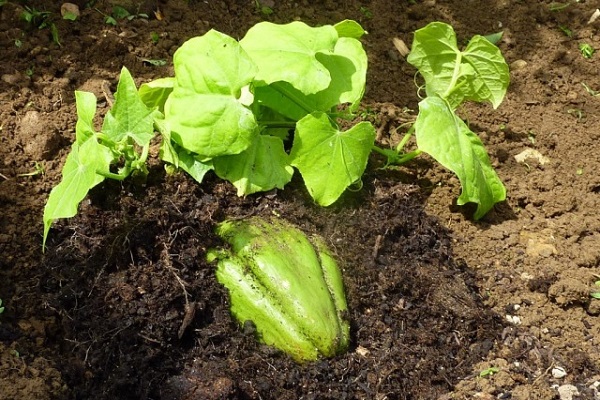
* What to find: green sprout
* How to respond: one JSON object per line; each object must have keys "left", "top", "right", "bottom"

{"left": 360, "top": 6, "right": 373, "bottom": 19}
{"left": 591, "top": 280, "right": 600, "bottom": 299}
{"left": 479, "top": 367, "right": 500, "bottom": 377}
{"left": 18, "top": 162, "right": 45, "bottom": 177}
{"left": 579, "top": 43, "right": 595, "bottom": 59}
{"left": 253, "top": 0, "right": 273, "bottom": 16}
{"left": 0, "top": 299, "right": 4, "bottom": 314}
{"left": 582, "top": 82, "right": 600, "bottom": 97}
{"left": 548, "top": 2, "right": 571, "bottom": 11}
{"left": 558, "top": 25, "right": 572, "bottom": 37}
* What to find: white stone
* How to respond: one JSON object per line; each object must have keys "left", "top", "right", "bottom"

{"left": 552, "top": 366, "right": 567, "bottom": 378}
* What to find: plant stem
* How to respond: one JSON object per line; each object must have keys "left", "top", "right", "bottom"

{"left": 96, "top": 170, "right": 128, "bottom": 180}
{"left": 442, "top": 50, "right": 462, "bottom": 99}
{"left": 395, "top": 126, "right": 415, "bottom": 153}
{"left": 260, "top": 121, "right": 297, "bottom": 129}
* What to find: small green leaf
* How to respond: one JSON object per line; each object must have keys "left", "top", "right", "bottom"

{"left": 74, "top": 91, "right": 98, "bottom": 143}
{"left": 111, "top": 6, "right": 130, "bottom": 19}
{"left": 165, "top": 30, "right": 258, "bottom": 157}
{"left": 240, "top": 21, "right": 338, "bottom": 94}
{"left": 139, "top": 77, "right": 175, "bottom": 112}
{"left": 290, "top": 113, "right": 375, "bottom": 206}
{"left": 334, "top": 20, "right": 366, "bottom": 39}
{"left": 483, "top": 31, "right": 503, "bottom": 45}
{"left": 102, "top": 67, "right": 158, "bottom": 146}
{"left": 214, "top": 134, "right": 293, "bottom": 195}
{"left": 160, "top": 140, "right": 214, "bottom": 184}
{"left": 414, "top": 96, "right": 506, "bottom": 219}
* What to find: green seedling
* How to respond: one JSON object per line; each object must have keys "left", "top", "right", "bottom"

{"left": 582, "top": 82, "right": 600, "bottom": 97}
{"left": 359, "top": 6, "right": 373, "bottom": 19}
{"left": 253, "top": 0, "right": 273, "bottom": 16}
{"left": 579, "top": 43, "right": 595, "bottom": 59}
{"left": 150, "top": 32, "right": 159, "bottom": 44}
{"left": 20, "top": 6, "right": 51, "bottom": 25}
{"left": 558, "top": 25, "right": 573, "bottom": 38}
{"left": 140, "top": 58, "right": 167, "bottom": 66}
{"left": 18, "top": 162, "right": 45, "bottom": 177}
{"left": 207, "top": 216, "right": 350, "bottom": 362}
{"left": 380, "top": 22, "right": 509, "bottom": 219}
{"left": 0, "top": 299, "right": 4, "bottom": 314}
{"left": 548, "top": 2, "right": 571, "bottom": 11}
{"left": 567, "top": 108, "right": 584, "bottom": 120}
{"left": 99, "top": 5, "right": 148, "bottom": 25}
{"left": 43, "top": 68, "right": 160, "bottom": 247}
{"left": 479, "top": 366, "right": 500, "bottom": 377}
{"left": 591, "top": 280, "right": 600, "bottom": 299}
{"left": 20, "top": 6, "right": 60, "bottom": 46}
{"left": 62, "top": 11, "right": 78, "bottom": 21}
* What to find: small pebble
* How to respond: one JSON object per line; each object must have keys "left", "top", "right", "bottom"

{"left": 552, "top": 366, "right": 567, "bottom": 378}
{"left": 511, "top": 59, "right": 528, "bottom": 70}
{"left": 557, "top": 384, "right": 579, "bottom": 400}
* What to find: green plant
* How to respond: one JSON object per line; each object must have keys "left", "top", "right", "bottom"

{"left": 591, "top": 280, "right": 600, "bottom": 299}
{"left": 582, "top": 82, "right": 600, "bottom": 96}
{"left": 43, "top": 20, "right": 511, "bottom": 247}
{"left": 253, "top": 0, "right": 273, "bottom": 16}
{"left": 18, "top": 161, "right": 45, "bottom": 177}
{"left": 43, "top": 20, "right": 374, "bottom": 247}
{"left": 207, "top": 216, "right": 350, "bottom": 362}
{"left": 96, "top": 5, "right": 148, "bottom": 25}
{"left": 150, "top": 32, "right": 159, "bottom": 44}
{"left": 381, "top": 22, "right": 509, "bottom": 219}
{"left": 0, "top": 299, "right": 4, "bottom": 314}
{"left": 548, "top": 2, "right": 571, "bottom": 11}
{"left": 359, "top": 6, "right": 373, "bottom": 19}
{"left": 479, "top": 366, "right": 500, "bottom": 377}
{"left": 579, "top": 43, "right": 595, "bottom": 59}
{"left": 20, "top": 6, "right": 60, "bottom": 46}
{"left": 558, "top": 25, "right": 573, "bottom": 38}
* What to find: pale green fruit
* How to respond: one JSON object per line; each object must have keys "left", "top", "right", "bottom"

{"left": 207, "top": 216, "right": 350, "bottom": 362}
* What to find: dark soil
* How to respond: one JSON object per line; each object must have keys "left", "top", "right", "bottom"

{"left": 2, "top": 1, "right": 600, "bottom": 399}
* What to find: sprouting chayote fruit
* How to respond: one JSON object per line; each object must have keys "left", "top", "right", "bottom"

{"left": 207, "top": 216, "right": 350, "bottom": 362}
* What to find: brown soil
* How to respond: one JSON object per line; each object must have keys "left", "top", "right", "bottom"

{"left": 1, "top": 1, "right": 600, "bottom": 399}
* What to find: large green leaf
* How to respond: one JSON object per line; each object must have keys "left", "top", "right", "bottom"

{"left": 240, "top": 21, "right": 338, "bottom": 94}
{"left": 407, "top": 22, "right": 509, "bottom": 109}
{"left": 253, "top": 37, "right": 368, "bottom": 120}
{"left": 165, "top": 30, "right": 258, "bottom": 157}
{"left": 290, "top": 113, "right": 375, "bottom": 206}
{"left": 461, "top": 35, "right": 510, "bottom": 108}
{"left": 214, "top": 134, "right": 293, "bottom": 195}
{"left": 43, "top": 138, "right": 113, "bottom": 247}
{"left": 414, "top": 96, "right": 506, "bottom": 219}
{"left": 101, "top": 67, "right": 158, "bottom": 146}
